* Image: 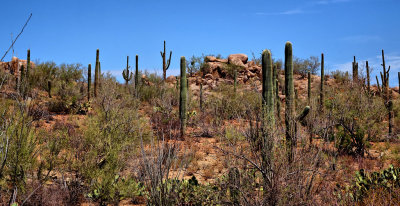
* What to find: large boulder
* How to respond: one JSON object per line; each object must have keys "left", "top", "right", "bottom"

{"left": 205, "top": 56, "right": 228, "bottom": 63}
{"left": 228, "top": 54, "right": 248, "bottom": 67}
{"left": 166, "top": 75, "right": 176, "bottom": 83}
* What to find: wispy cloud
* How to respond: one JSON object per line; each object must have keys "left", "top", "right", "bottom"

{"left": 314, "top": 0, "right": 351, "bottom": 5}
{"left": 255, "top": 8, "right": 305, "bottom": 16}
{"left": 256, "top": 0, "right": 351, "bottom": 16}
{"left": 341, "top": 35, "right": 382, "bottom": 43}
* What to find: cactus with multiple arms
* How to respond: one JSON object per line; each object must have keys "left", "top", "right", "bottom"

{"left": 161, "top": 40, "right": 172, "bottom": 81}
{"left": 180, "top": 57, "right": 187, "bottom": 139}
{"left": 122, "top": 56, "right": 133, "bottom": 87}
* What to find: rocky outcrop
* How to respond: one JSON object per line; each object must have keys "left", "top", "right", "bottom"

{"left": 227, "top": 54, "right": 248, "bottom": 67}
{"left": 0, "top": 56, "right": 35, "bottom": 76}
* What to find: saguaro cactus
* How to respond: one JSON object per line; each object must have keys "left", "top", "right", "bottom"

{"left": 94, "top": 49, "right": 99, "bottom": 97}
{"left": 234, "top": 68, "right": 237, "bottom": 93}
{"left": 398, "top": 72, "right": 400, "bottom": 94}
{"left": 285, "top": 42, "right": 295, "bottom": 163}
{"left": 135, "top": 55, "right": 139, "bottom": 97}
{"left": 320, "top": 53, "right": 324, "bottom": 113}
{"left": 47, "top": 80, "right": 52, "bottom": 98}
{"left": 262, "top": 49, "right": 275, "bottom": 126}
{"left": 275, "top": 65, "right": 281, "bottom": 121}
{"left": 180, "top": 57, "right": 187, "bottom": 139}
{"left": 26, "top": 49, "right": 30, "bottom": 92}
{"left": 199, "top": 80, "right": 203, "bottom": 111}
{"left": 161, "top": 40, "right": 172, "bottom": 81}
{"left": 380, "top": 49, "right": 393, "bottom": 137}
{"left": 366, "top": 61, "right": 370, "bottom": 94}
{"left": 19, "top": 65, "right": 25, "bottom": 95}
{"left": 308, "top": 71, "right": 311, "bottom": 105}
{"left": 352, "top": 56, "right": 358, "bottom": 82}
{"left": 389, "top": 100, "right": 393, "bottom": 136}
{"left": 88, "top": 64, "right": 91, "bottom": 101}
{"left": 122, "top": 56, "right": 133, "bottom": 87}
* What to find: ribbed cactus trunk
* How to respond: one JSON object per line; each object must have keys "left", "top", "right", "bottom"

{"left": 161, "top": 41, "right": 172, "bottom": 81}
{"left": 307, "top": 71, "right": 313, "bottom": 144}
{"left": 276, "top": 67, "right": 281, "bottom": 121}
{"left": 19, "top": 65, "right": 25, "bottom": 96}
{"left": 88, "top": 64, "right": 91, "bottom": 101}
{"left": 389, "top": 100, "right": 393, "bottom": 136}
{"left": 366, "top": 61, "right": 370, "bottom": 94}
{"left": 285, "top": 42, "right": 295, "bottom": 163}
{"left": 234, "top": 68, "right": 237, "bottom": 93}
{"left": 261, "top": 49, "right": 275, "bottom": 199}
{"left": 125, "top": 56, "right": 129, "bottom": 86}
{"left": 352, "top": 56, "right": 358, "bottom": 83}
{"left": 94, "top": 49, "right": 99, "bottom": 97}
{"left": 26, "top": 49, "right": 30, "bottom": 95}
{"left": 262, "top": 49, "right": 274, "bottom": 124}
{"left": 199, "top": 80, "right": 203, "bottom": 111}
{"left": 47, "top": 80, "right": 52, "bottom": 98}
{"left": 308, "top": 71, "right": 311, "bottom": 105}
{"left": 135, "top": 55, "right": 139, "bottom": 97}
{"left": 320, "top": 53, "right": 324, "bottom": 113}
{"left": 398, "top": 72, "right": 400, "bottom": 94}
{"left": 180, "top": 57, "right": 187, "bottom": 139}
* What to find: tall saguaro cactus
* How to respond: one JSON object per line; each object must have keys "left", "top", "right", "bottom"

{"left": 26, "top": 49, "right": 30, "bottom": 91}
{"left": 308, "top": 71, "right": 311, "bottom": 105}
{"left": 135, "top": 55, "right": 139, "bottom": 97}
{"left": 366, "top": 61, "right": 370, "bottom": 94}
{"left": 352, "top": 56, "right": 358, "bottom": 82}
{"left": 320, "top": 53, "right": 324, "bottom": 113}
{"left": 180, "top": 57, "right": 187, "bottom": 139}
{"left": 122, "top": 56, "right": 133, "bottom": 87}
{"left": 161, "top": 40, "right": 172, "bottom": 81}
{"left": 380, "top": 49, "right": 393, "bottom": 137}
{"left": 398, "top": 72, "right": 400, "bottom": 94}
{"left": 94, "top": 49, "right": 99, "bottom": 97}
{"left": 262, "top": 49, "right": 275, "bottom": 126}
{"left": 88, "top": 64, "right": 91, "bottom": 101}
{"left": 285, "top": 42, "right": 295, "bottom": 163}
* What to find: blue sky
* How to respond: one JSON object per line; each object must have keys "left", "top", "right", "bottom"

{"left": 0, "top": 0, "right": 399, "bottom": 85}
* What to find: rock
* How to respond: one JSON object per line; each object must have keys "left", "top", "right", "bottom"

{"left": 228, "top": 54, "right": 248, "bottom": 67}
{"left": 205, "top": 74, "right": 213, "bottom": 79}
{"left": 205, "top": 56, "right": 228, "bottom": 63}
{"left": 166, "top": 75, "right": 176, "bottom": 83}
{"left": 205, "top": 56, "right": 217, "bottom": 62}
{"left": 203, "top": 62, "right": 225, "bottom": 74}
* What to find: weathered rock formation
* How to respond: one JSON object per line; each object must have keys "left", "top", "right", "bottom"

{"left": 0, "top": 56, "right": 35, "bottom": 76}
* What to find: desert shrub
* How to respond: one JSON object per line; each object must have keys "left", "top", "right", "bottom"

{"left": 30, "top": 61, "right": 57, "bottom": 91}
{"left": 335, "top": 126, "right": 369, "bottom": 156}
{"left": 338, "top": 165, "right": 400, "bottom": 204}
{"left": 74, "top": 77, "right": 148, "bottom": 205}
{"left": 206, "top": 84, "right": 260, "bottom": 121}
{"left": 323, "top": 83, "right": 386, "bottom": 155}
{"left": 331, "top": 70, "right": 351, "bottom": 84}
